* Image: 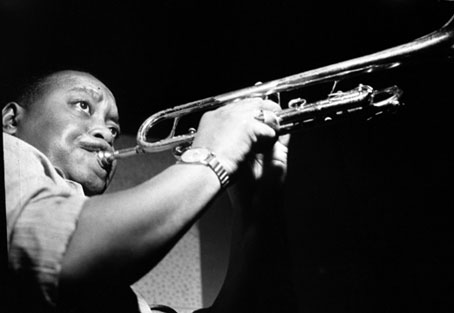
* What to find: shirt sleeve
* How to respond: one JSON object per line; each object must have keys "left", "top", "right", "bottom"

{"left": 4, "top": 134, "right": 87, "bottom": 307}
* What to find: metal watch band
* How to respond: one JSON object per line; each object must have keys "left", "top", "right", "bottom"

{"left": 205, "top": 154, "right": 230, "bottom": 188}
{"left": 177, "top": 148, "right": 230, "bottom": 189}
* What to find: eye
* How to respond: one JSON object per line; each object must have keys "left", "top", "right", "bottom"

{"left": 109, "top": 126, "right": 120, "bottom": 139}
{"left": 74, "top": 101, "right": 91, "bottom": 115}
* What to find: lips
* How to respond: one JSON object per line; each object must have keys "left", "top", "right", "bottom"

{"left": 80, "top": 140, "right": 112, "bottom": 152}
{"left": 79, "top": 141, "right": 114, "bottom": 172}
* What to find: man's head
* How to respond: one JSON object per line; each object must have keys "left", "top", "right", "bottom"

{"left": 2, "top": 70, "right": 121, "bottom": 196}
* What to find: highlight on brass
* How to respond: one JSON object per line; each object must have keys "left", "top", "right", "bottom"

{"left": 98, "top": 13, "right": 454, "bottom": 165}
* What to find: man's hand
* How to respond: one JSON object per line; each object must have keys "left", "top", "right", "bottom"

{"left": 250, "top": 134, "right": 290, "bottom": 185}
{"left": 192, "top": 98, "right": 282, "bottom": 178}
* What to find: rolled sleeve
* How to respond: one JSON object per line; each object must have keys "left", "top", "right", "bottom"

{"left": 9, "top": 191, "right": 86, "bottom": 305}
{"left": 4, "top": 134, "right": 87, "bottom": 307}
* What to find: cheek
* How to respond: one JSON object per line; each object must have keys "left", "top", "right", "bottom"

{"left": 18, "top": 119, "right": 66, "bottom": 155}
{"left": 42, "top": 126, "right": 80, "bottom": 154}
{"left": 34, "top": 120, "right": 87, "bottom": 165}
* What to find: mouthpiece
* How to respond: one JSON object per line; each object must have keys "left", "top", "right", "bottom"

{"left": 96, "top": 146, "right": 145, "bottom": 164}
{"left": 97, "top": 151, "right": 115, "bottom": 167}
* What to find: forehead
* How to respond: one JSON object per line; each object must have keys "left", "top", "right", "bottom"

{"left": 51, "top": 73, "right": 115, "bottom": 101}
{"left": 42, "top": 72, "right": 119, "bottom": 116}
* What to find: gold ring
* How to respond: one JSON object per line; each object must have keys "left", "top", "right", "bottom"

{"left": 255, "top": 109, "right": 265, "bottom": 123}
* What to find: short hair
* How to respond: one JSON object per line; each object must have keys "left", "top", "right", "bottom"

{"left": 11, "top": 69, "right": 94, "bottom": 109}
{"left": 13, "top": 72, "right": 57, "bottom": 109}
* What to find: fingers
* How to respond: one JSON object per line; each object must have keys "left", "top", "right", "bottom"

{"left": 210, "top": 97, "right": 281, "bottom": 140}
{"left": 278, "top": 133, "right": 290, "bottom": 147}
{"left": 255, "top": 109, "right": 280, "bottom": 132}
{"left": 236, "top": 98, "right": 282, "bottom": 144}
{"left": 226, "top": 97, "right": 281, "bottom": 133}
{"left": 225, "top": 97, "right": 280, "bottom": 113}
{"left": 192, "top": 97, "right": 283, "bottom": 175}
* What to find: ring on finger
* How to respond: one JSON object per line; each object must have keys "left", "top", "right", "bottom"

{"left": 255, "top": 109, "right": 265, "bottom": 123}
{"left": 255, "top": 109, "right": 280, "bottom": 130}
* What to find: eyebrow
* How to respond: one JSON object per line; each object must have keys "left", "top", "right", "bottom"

{"left": 68, "top": 86, "right": 104, "bottom": 101}
{"left": 69, "top": 86, "right": 121, "bottom": 127}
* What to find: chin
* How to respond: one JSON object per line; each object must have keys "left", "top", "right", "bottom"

{"left": 69, "top": 168, "right": 110, "bottom": 196}
{"left": 76, "top": 160, "right": 113, "bottom": 196}
{"left": 82, "top": 180, "right": 109, "bottom": 196}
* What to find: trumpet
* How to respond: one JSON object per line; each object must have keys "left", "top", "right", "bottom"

{"left": 98, "top": 13, "right": 454, "bottom": 165}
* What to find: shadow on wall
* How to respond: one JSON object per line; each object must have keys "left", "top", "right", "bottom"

{"left": 105, "top": 134, "right": 232, "bottom": 310}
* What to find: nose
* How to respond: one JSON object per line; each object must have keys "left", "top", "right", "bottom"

{"left": 89, "top": 125, "right": 114, "bottom": 146}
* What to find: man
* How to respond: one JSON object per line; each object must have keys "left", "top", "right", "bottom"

{"left": 3, "top": 70, "right": 293, "bottom": 312}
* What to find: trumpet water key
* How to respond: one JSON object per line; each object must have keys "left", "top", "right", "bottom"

{"left": 98, "top": 13, "right": 454, "bottom": 166}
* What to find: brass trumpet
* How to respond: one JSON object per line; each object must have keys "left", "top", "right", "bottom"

{"left": 99, "top": 13, "right": 454, "bottom": 165}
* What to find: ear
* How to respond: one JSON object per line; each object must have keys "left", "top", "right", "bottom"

{"left": 2, "top": 102, "right": 24, "bottom": 135}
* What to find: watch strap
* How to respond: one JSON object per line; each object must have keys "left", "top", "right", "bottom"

{"left": 178, "top": 148, "right": 230, "bottom": 188}
{"left": 205, "top": 154, "right": 230, "bottom": 188}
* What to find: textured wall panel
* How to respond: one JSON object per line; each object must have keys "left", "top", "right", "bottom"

{"left": 106, "top": 135, "right": 203, "bottom": 310}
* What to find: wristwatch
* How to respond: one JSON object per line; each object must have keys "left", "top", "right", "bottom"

{"left": 178, "top": 147, "right": 230, "bottom": 188}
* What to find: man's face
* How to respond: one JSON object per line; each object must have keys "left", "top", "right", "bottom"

{"left": 16, "top": 72, "right": 121, "bottom": 195}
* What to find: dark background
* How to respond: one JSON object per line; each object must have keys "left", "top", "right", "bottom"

{"left": 1, "top": 0, "right": 453, "bottom": 133}
{"left": 1, "top": 0, "right": 454, "bottom": 312}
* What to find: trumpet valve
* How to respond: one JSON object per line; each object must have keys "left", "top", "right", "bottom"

{"left": 288, "top": 98, "right": 307, "bottom": 109}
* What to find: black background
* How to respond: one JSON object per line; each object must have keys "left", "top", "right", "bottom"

{"left": 1, "top": 0, "right": 454, "bottom": 312}
{"left": 0, "top": 0, "right": 453, "bottom": 133}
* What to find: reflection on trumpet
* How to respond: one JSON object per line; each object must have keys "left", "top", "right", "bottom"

{"left": 98, "top": 84, "right": 403, "bottom": 166}
{"left": 98, "top": 13, "right": 454, "bottom": 166}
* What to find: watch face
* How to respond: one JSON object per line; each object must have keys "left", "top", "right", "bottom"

{"left": 181, "top": 148, "right": 211, "bottom": 163}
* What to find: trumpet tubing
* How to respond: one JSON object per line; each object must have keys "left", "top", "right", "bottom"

{"left": 98, "top": 13, "right": 454, "bottom": 165}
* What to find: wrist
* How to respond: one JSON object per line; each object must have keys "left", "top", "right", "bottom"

{"left": 177, "top": 147, "right": 230, "bottom": 189}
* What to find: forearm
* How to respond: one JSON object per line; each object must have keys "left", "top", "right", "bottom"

{"left": 61, "top": 163, "right": 221, "bottom": 288}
